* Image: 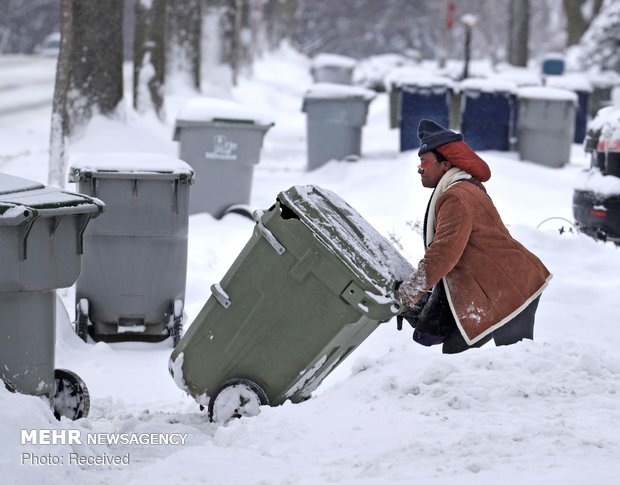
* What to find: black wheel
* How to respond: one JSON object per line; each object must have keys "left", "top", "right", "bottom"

{"left": 222, "top": 204, "right": 254, "bottom": 220}
{"left": 75, "top": 299, "right": 90, "bottom": 343}
{"left": 53, "top": 369, "right": 90, "bottom": 421}
{"left": 208, "top": 378, "right": 268, "bottom": 423}
{"left": 169, "top": 300, "right": 184, "bottom": 347}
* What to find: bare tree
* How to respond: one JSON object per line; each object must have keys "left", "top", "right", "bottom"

{"left": 507, "top": 0, "right": 530, "bottom": 67}
{"left": 221, "top": 0, "right": 244, "bottom": 85}
{"left": 563, "top": 0, "right": 604, "bottom": 46}
{"left": 48, "top": 0, "right": 73, "bottom": 188}
{"left": 134, "top": 0, "right": 166, "bottom": 118}
{"left": 167, "top": 0, "right": 202, "bottom": 90}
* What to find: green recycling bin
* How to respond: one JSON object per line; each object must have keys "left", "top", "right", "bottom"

{"left": 169, "top": 185, "right": 413, "bottom": 422}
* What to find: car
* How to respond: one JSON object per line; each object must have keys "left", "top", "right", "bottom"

{"left": 573, "top": 106, "right": 620, "bottom": 245}
{"left": 36, "top": 32, "right": 61, "bottom": 57}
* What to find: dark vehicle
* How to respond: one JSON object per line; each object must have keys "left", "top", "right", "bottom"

{"left": 573, "top": 107, "right": 620, "bottom": 245}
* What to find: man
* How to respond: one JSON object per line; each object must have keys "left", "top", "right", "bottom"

{"left": 396, "top": 119, "right": 552, "bottom": 354}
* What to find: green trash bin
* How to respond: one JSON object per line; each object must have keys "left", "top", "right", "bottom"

{"left": 169, "top": 185, "right": 413, "bottom": 422}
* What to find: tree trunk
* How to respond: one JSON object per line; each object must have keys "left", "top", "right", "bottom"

{"left": 507, "top": 0, "right": 530, "bottom": 67}
{"left": 134, "top": 0, "right": 166, "bottom": 118}
{"left": 48, "top": 0, "right": 73, "bottom": 188}
{"left": 167, "top": 0, "right": 202, "bottom": 91}
{"left": 563, "top": 0, "right": 605, "bottom": 46}
{"left": 68, "top": 0, "right": 124, "bottom": 134}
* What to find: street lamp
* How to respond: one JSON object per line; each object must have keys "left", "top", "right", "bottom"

{"left": 461, "top": 13, "right": 478, "bottom": 80}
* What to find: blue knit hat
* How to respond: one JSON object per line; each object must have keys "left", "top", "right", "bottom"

{"left": 417, "top": 119, "right": 463, "bottom": 155}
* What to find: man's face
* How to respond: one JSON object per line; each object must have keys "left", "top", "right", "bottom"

{"left": 418, "top": 152, "right": 450, "bottom": 188}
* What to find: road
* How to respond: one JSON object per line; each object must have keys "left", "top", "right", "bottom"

{"left": 0, "top": 54, "right": 56, "bottom": 117}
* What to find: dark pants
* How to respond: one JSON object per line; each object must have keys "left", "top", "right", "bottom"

{"left": 442, "top": 295, "right": 541, "bottom": 354}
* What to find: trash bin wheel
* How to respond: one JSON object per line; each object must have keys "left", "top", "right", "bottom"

{"left": 2, "top": 378, "right": 16, "bottom": 393}
{"left": 208, "top": 378, "right": 268, "bottom": 423}
{"left": 75, "top": 298, "right": 90, "bottom": 343}
{"left": 53, "top": 368, "right": 90, "bottom": 421}
{"left": 169, "top": 299, "right": 184, "bottom": 347}
{"left": 222, "top": 204, "right": 254, "bottom": 221}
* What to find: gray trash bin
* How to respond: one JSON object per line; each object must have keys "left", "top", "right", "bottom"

{"left": 310, "top": 53, "right": 357, "bottom": 85}
{"left": 302, "top": 83, "right": 376, "bottom": 171}
{"left": 0, "top": 173, "right": 103, "bottom": 419}
{"left": 546, "top": 75, "right": 593, "bottom": 143}
{"left": 173, "top": 97, "right": 274, "bottom": 218}
{"left": 69, "top": 154, "right": 194, "bottom": 344}
{"left": 517, "top": 87, "right": 578, "bottom": 168}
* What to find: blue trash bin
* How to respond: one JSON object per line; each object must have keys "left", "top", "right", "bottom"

{"left": 546, "top": 75, "right": 593, "bottom": 143}
{"left": 459, "top": 79, "right": 517, "bottom": 151}
{"left": 399, "top": 76, "right": 453, "bottom": 152}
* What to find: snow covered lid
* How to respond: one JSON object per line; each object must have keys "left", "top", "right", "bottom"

{"left": 277, "top": 185, "right": 414, "bottom": 293}
{"left": 303, "top": 82, "right": 376, "bottom": 101}
{"left": 384, "top": 66, "right": 453, "bottom": 89}
{"left": 459, "top": 77, "right": 517, "bottom": 94}
{"left": 0, "top": 173, "right": 44, "bottom": 195}
{"left": 69, "top": 153, "right": 194, "bottom": 181}
{"left": 490, "top": 68, "right": 542, "bottom": 87}
{"left": 0, "top": 173, "right": 103, "bottom": 222}
{"left": 175, "top": 97, "right": 275, "bottom": 126}
{"left": 574, "top": 169, "right": 620, "bottom": 195}
{"left": 517, "top": 86, "right": 578, "bottom": 104}
{"left": 545, "top": 74, "right": 593, "bottom": 93}
{"left": 311, "top": 53, "right": 357, "bottom": 69}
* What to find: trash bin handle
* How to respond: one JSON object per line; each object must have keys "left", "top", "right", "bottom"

{"left": 211, "top": 283, "right": 231, "bottom": 308}
{"left": 340, "top": 281, "right": 402, "bottom": 320}
{"left": 253, "top": 210, "right": 286, "bottom": 255}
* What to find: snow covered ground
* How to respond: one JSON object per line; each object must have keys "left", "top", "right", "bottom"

{"left": 1, "top": 46, "right": 620, "bottom": 484}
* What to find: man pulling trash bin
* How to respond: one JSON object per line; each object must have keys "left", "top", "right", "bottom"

{"left": 395, "top": 120, "right": 552, "bottom": 354}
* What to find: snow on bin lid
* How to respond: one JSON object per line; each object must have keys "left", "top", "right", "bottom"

{"left": 0, "top": 173, "right": 44, "bottom": 195}
{"left": 175, "top": 97, "right": 275, "bottom": 126}
{"left": 545, "top": 74, "right": 593, "bottom": 93}
{"left": 489, "top": 68, "right": 542, "bottom": 87}
{"left": 517, "top": 86, "right": 578, "bottom": 104}
{"left": 277, "top": 185, "right": 414, "bottom": 293}
{"left": 459, "top": 78, "right": 517, "bottom": 94}
{"left": 303, "top": 82, "right": 376, "bottom": 101}
{"left": 69, "top": 153, "right": 194, "bottom": 180}
{"left": 0, "top": 173, "right": 103, "bottom": 220}
{"left": 383, "top": 66, "right": 453, "bottom": 90}
{"left": 311, "top": 53, "right": 357, "bottom": 69}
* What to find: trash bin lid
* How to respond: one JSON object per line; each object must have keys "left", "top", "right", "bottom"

{"left": 311, "top": 53, "right": 357, "bottom": 69}
{"left": 459, "top": 78, "right": 517, "bottom": 94}
{"left": 174, "top": 97, "right": 275, "bottom": 127}
{"left": 545, "top": 74, "right": 593, "bottom": 93}
{"left": 517, "top": 86, "right": 578, "bottom": 105}
{"left": 303, "top": 82, "right": 376, "bottom": 102}
{"left": 69, "top": 153, "right": 195, "bottom": 182}
{"left": 277, "top": 185, "right": 414, "bottom": 293}
{"left": 0, "top": 173, "right": 103, "bottom": 225}
{"left": 384, "top": 67, "right": 453, "bottom": 90}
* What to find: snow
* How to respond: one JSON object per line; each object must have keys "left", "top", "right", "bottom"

{"left": 175, "top": 96, "right": 275, "bottom": 126}
{"left": 311, "top": 53, "right": 357, "bottom": 69}
{"left": 459, "top": 78, "right": 518, "bottom": 94}
{"left": 1, "top": 46, "right": 620, "bottom": 484}
{"left": 517, "top": 86, "right": 579, "bottom": 104}
{"left": 303, "top": 83, "right": 377, "bottom": 101}
{"left": 70, "top": 153, "right": 194, "bottom": 177}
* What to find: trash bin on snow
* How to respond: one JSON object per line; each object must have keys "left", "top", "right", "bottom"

{"left": 399, "top": 75, "right": 454, "bottom": 152}
{"left": 169, "top": 185, "right": 413, "bottom": 423}
{"left": 302, "top": 83, "right": 376, "bottom": 171}
{"left": 310, "top": 53, "right": 357, "bottom": 85}
{"left": 546, "top": 75, "right": 592, "bottom": 143}
{"left": 459, "top": 78, "right": 517, "bottom": 151}
{"left": 516, "top": 86, "right": 577, "bottom": 168}
{"left": 0, "top": 173, "right": 103, "bottom": 420}
{"left": 69, "top": 154, "right": 194, "bottom": 345}
{"left": 173, "top": 97, "right": 274, "bottom": 218}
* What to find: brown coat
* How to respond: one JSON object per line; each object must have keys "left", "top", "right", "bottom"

{"left": 401, "top": 181, "right": 551, "bottom": 344}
